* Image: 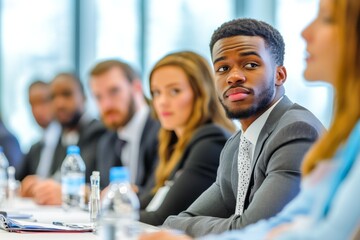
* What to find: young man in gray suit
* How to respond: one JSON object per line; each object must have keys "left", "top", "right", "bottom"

{"left": 89, "top": 60, "right": 160, "bottom": 193}
{"left": 156, "top": 18, "right": 325, "bottom": 238}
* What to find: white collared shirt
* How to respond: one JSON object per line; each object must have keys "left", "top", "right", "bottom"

{"left": 36, "top": 121, "right": 62, "bottom": 178}
{"left": 241, "top": 97, "right": 283, "bottom": 161}
{"left": 60, "top": 113, "right": 93, "bottom": 146}
{"left": 117, "top": 105, "right": 149, "bottom": 184}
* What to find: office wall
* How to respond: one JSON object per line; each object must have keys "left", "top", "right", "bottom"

{"left": 0, "top": 0, "right": 328, "bottom": 152}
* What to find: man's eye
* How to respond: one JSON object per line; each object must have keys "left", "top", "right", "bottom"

{"left": 244, "top": 63, "right": 259, "bottom": 69}
{"left": 62, "top": 91, "right": 72, "bottom": 97}
{"left": 217, "top": 66, "right": 229, "bottom": 72}
{"left": 109, "top": 88, "right": 120, "bottom": 96}
{"left": 95, "top": 95, "right": 102, "bottom": 101}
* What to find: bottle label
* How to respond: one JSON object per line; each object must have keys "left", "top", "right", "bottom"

{"left": 62, "top": 174, "right": 85, "bottom": 195}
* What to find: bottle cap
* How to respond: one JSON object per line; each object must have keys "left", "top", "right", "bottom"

{"left": 109, "top": 167, "right": 130, "bottom": 182}
{"left": 66, "top": 145, "right": 80, "bottom": 155}
{"left": 92, "top": 171, "right": 100, "bottom": 176}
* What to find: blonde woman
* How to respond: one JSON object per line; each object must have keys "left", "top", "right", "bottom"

{"left": 139, "top": 51, "right": 235, "bottom": 226}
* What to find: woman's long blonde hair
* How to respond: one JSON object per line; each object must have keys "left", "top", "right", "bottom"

{"left": 150, "top": 51, "right": 236, "bottom": 192}
{"left": 302, "top": 0, "right": 360, "bottom": 175}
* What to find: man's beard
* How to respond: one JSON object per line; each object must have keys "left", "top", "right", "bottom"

{"left": 220, "top": 84, "right": 274, "bottom": 120}
{"left": 102, "top": 97, "right": 136, "bottom": 130}
{"left": 61, "top": 110, "right": 82, "bottom": 129}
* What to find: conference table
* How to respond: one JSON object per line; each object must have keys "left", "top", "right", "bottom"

{"left": 0, "top": 197, "right": 158, "bottom": 240}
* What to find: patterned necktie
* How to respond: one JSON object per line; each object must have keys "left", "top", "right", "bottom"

{"left": 235, "top": 134, "right": 251, "bottom": 215}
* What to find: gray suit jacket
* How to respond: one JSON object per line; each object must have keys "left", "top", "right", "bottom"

{"left": 163, "top": 96, "right": 325, "bottom": 237}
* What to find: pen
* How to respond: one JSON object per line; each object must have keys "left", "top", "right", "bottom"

{"left": 53, "top": 221, "right": 81, "bottom": 228}
{"left": 52, "top": 221, "right": 93, "bottom": 229}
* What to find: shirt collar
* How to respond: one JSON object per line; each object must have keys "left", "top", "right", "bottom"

{"left": 117, "top": 105, "right": 149, "bottom": 141}
{"left": 43, "top": 121, "right": 61, "bottom": 144}
{"left": 242, "top": 97, "right": 283, "bottom": 146}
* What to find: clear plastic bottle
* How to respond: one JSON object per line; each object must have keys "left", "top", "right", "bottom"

{"left": 0, "top": 146, "right": 9, "bottom": 206}
{"left": 89, "top": 171, "right": 101, "bottom": 225}
{"left": 61, "top": 145, "right": 86, "bottom": 210}
{"left": 100, "top": 167, "right": 140, "bottom": 240}
{"left": 7, "top": 166, "right": 17, "bottom": 201}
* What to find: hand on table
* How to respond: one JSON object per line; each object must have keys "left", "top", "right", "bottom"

{"left": 20, "top": 175, "right": 40, "bottom": 197}
{"left": 32, "top": 179, "right": 62, "bottom": 205}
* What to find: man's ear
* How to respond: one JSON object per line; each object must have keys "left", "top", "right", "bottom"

{"left": 132, "top": 79, "right": 144, "bottom": 92}
{"left": 275, "top": 66, "right": 287, "bottom": 86}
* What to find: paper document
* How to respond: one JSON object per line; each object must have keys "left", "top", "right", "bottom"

{"left": 0, "top": 214, "right": 94, "bottom": 233}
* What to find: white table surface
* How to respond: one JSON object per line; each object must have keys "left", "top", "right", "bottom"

{"left": 0, "top": 197, "right": 98, "bottom": 240}
{"left": 0, "top": 197, "right": 158, "bottom": 240}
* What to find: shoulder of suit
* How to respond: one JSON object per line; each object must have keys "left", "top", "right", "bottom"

{"left": 144, "top": 114, "right": 161, "bottom": 129}
{"left": 267, "top": 103, "right": 326, "bottom": 138}
{"left": 281, "top": 103, "right": 324, "bottom": 127}
{"left": 188, "top": 123, "right": 233, "bottom": 145}
{"left": 142, "top": 115, "right": 161, "bottom": 137}
{"left": 85, "top": 119, "right": 107, "bottom": 133}
{"left": 99, "top": 130, "right": 117, "bottom": 143}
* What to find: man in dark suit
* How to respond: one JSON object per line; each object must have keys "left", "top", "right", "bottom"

{"left": 16, "top": 80, "right": 61, "bottom": 181}
{"left": 20, "top": 73, "right": 106, "bottom": 205}
{"left": 89, "top": 60, "right": 160, "bottom": 192}
{"left": 138, "top": 18, "right": 325, "bottom": 239}
{"left": 0, "top": 118, "right": 23, "bottom": 169}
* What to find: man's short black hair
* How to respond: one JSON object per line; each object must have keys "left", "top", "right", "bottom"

{"left": 209, "top": 18, "right": 285, "bottom": 66}
{"left": 28, "top": 80, "right": 48, "bottom": 91}
{"left": 53, "top": 72, "right": 85, "bottom": 97}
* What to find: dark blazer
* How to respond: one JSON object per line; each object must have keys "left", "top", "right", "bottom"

{"left": 16, "top": 141, "right": 42, "bottom": 180}
{"left": 139, "top": 123, "right": 232, "bottom": 226}
{"left": 50, "top": 118, "right": 107, "bottom": 182}
{"left": 0, "top": 120, "right": 23, "bottom": 169}
{"left": 95, "top": 113, "right": 160, "bottom": 190}
{"left": 164, "top": 96, "right": 326, "bottom": 237}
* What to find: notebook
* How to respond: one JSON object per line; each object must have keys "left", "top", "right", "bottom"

{"left": 0, "top": 213, "right": 94, "bottom": 233}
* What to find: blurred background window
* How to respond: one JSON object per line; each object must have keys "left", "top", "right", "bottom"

{"left": 0, "top": 0, "right": 329, "bottom": 152}
{"left": 0, "top": 0, "right": 74, "bottom": 150}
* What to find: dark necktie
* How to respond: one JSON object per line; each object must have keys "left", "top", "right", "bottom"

{"left": 114, "top": 138, "right": 127, "bottom": 166}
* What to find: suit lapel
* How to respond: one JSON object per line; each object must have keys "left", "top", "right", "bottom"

{"left": 31, "top": 142, "right": 43, "bottom": 174}
{"left": 137, "top": 113, "right": 152, "bottom": 184}
{"left": 250, "top": 96, "right": 294, "bottom": 172}
{"left": 50, "top": 137, "right": 66, "bottom": 176}
{"left": 230, "top": 131, "right": 242, "bottom": 196}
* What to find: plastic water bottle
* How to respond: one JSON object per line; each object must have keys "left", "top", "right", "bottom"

{"left": 61, "top": 145, "right": 86, "bottom": 210}
{"left": 101, "top": 167, "right": 140, "bottom": 240}
{"left": 7, "top": 166, "right": 17, "bottom": 202}
{"left": 0, "top": 146, "right": 9, "bottom": 206}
